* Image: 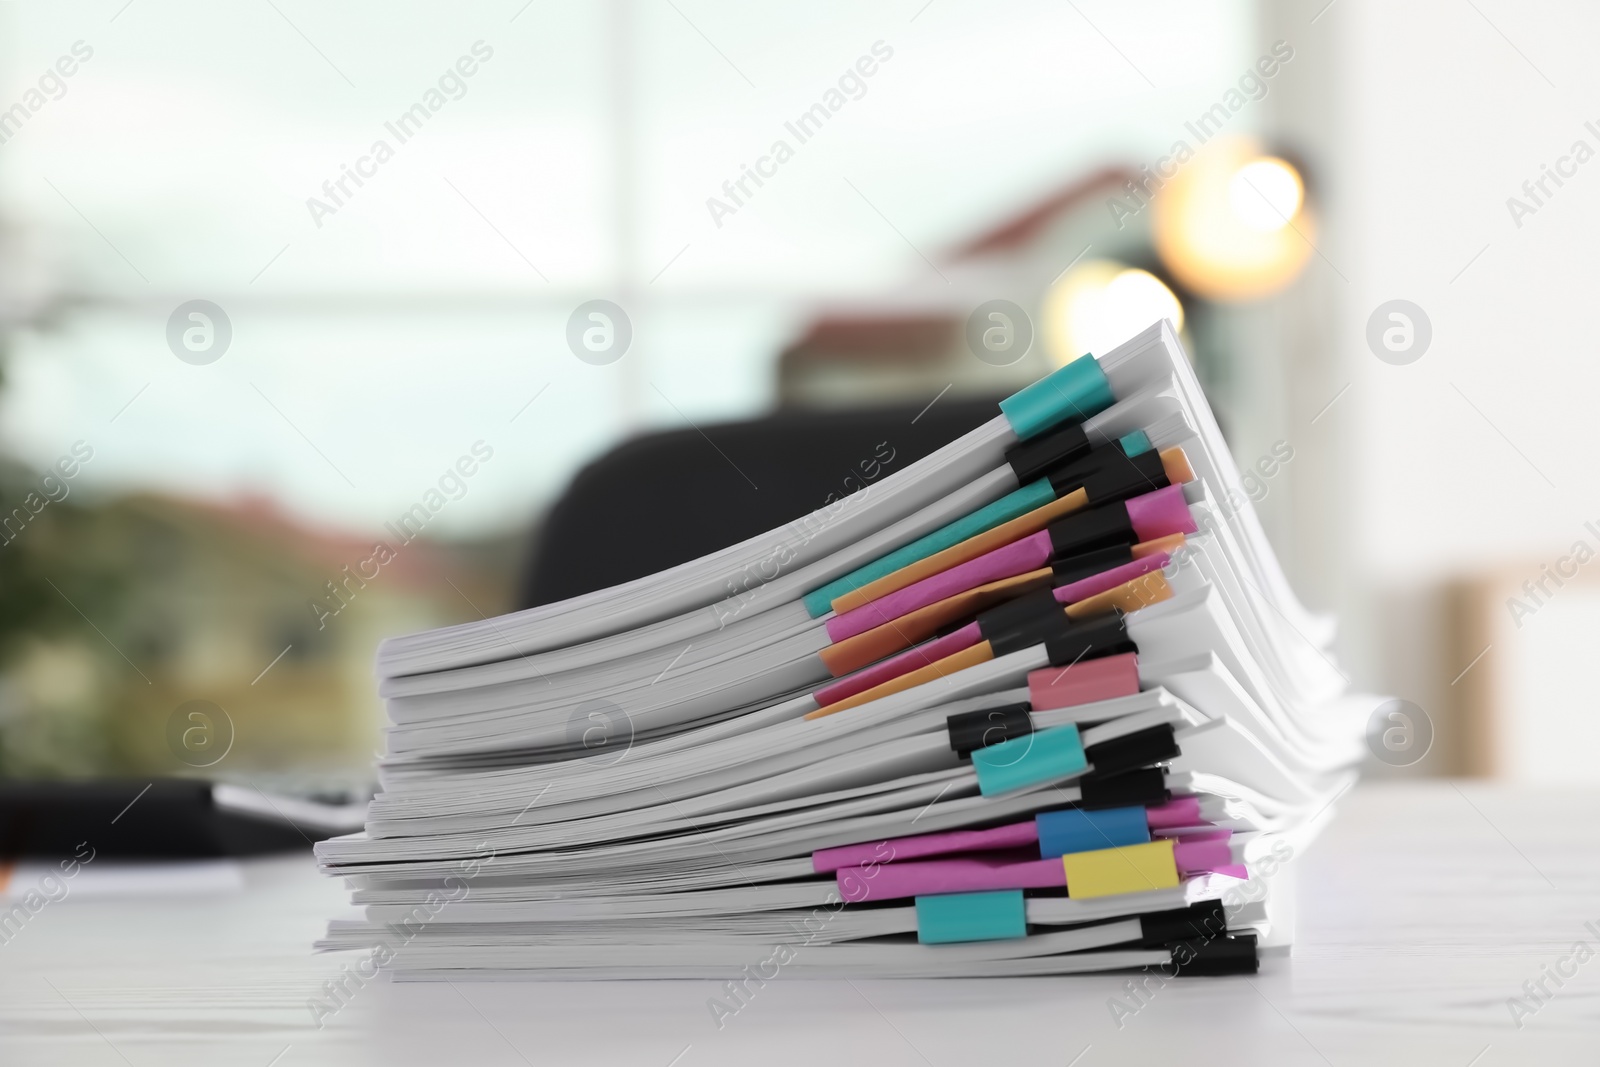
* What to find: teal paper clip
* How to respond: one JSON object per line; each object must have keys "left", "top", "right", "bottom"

{"left": 998, "top": 353, "right": 1115, "bottom": 442}
{"left": 916, "top": 889, "right": 1028, "bottom": 944}
{"left": 972, "top": 724, "right": 1087, "bottom": 796}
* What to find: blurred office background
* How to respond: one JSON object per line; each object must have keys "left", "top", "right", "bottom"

{"left": 0, "top": 0, "right": 1589, "bottom": 784}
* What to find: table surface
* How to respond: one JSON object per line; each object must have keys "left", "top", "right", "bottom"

{"left": 1, "top": 781, "right": 1595, "bottom": 1066}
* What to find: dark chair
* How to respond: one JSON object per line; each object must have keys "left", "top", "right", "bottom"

{"left": 521, "top": 398, "right": 1003, "bottom": 608}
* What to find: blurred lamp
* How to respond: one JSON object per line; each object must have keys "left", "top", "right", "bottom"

{"left": 1153, "top": 135, "right": 1313, "bottom": 302}
{"left": 1043, "top": 259, "right": 1184, "bottom": 365}
{"left": 1228, "top": 158, "right": 1303, "bottom": 231}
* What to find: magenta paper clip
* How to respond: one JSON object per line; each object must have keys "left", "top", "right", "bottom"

{"left": 824, "top": 488, "right": 1193, "bottom": 643}
{"left": 1173, "top": 831, "right": 1238, "bottom": 876}
{"left": 1051, "top": 554, "right": 1168, "bottom": 605}
{"left": 835, "top": 829, "right": 1235, "bottom": 903}
{"left": 1027, "top": 653, "right": 1141, "bottom": 710}
{"left": 826, "top": 533, "right": 1054, "bottom": 642}
{"left": 837, "top": 854, "right": 1065, "bottom": 904}
{"left": 813, "top": 822, "right": 1040, "bottom": 875}
{"left": 816, "top": 799, "right": 1216, "bottom": 876}
{"left": 1145, "top": 795, "right": 1205, "bottom": 829}
{"left": 813, "top": 622, "right": 985, "bottom": 707}
{"left": 813, "top": 552, "right": 1172, "bottom": 707}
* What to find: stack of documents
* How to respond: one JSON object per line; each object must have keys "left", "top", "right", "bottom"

{"left": 316, "top": 320, "right": 1370, "bottom": 980}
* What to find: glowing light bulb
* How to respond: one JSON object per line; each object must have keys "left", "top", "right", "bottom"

{"left": 1228, "top": 158, "right": 1303, "bottom": 231}
{"left": 1104, "top": 268, "right": 1184, "bottom": 335}
{"left": 1152, "top": 135, "right": 1315, "bottom": 302}
{"left": 1042, "top": 260, "right": 1185, "bottom": 365}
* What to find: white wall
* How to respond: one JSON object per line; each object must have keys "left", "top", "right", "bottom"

{"left": 1282, "top": 0, "right": 1600, "bottom": 779}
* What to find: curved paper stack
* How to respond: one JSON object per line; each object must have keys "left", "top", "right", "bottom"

{"left": 315, "top": 320, "right": 1374, "bottom": 981}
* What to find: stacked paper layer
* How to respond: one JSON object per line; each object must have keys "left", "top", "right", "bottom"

{"left": 316, "top": 321, "right": 1371, "bottom": 981}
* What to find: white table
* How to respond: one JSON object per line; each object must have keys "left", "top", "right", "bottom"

{"left": 1, "top": 782, "right": 1594, "bottom": 1065}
